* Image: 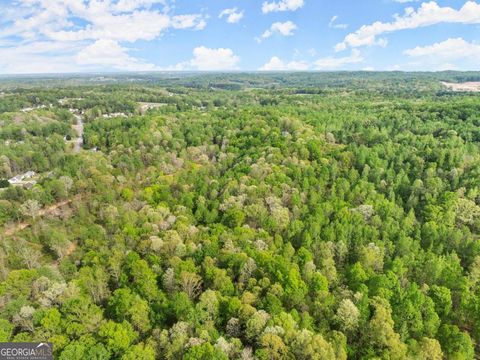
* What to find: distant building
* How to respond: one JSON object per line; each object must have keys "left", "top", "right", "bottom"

{"left": 102, "top": 112, "right": 128, "bottom": 118}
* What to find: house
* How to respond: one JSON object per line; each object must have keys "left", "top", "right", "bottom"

{"left": 23, "top": 171, "right": 35, "bottom": 179}
{"left": 8, "top": 171, "right": 36, "bottom": 185}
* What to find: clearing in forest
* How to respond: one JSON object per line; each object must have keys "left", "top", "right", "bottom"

{"left": 441, "top": 81, "right": 480, "bottom": 92}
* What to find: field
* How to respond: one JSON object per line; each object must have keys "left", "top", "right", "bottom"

{"left": 0, "top": 72, "right": 480, "bottom": 359}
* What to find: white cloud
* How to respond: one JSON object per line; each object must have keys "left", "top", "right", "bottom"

{"left": 404, "top": 37, "right": 480, "bottom": 60}
{"left": 219, "top": 8, "right": 244, "bottom": 24}
{"left": 46, "top": 12, "right": 206, "bottom": 43}
{"left": 314, "top": 49, "right": 364, "bottom": 69}
{"left": 1, "top": 0, "right": 207, "bottom": 43}
{"left": 258, "top": 21, "right": 297, "bottom": 41}
{"left": 172, "top": 14, "right": 207, "bottom": 30}
{"left": 259, "top": 50, "right": 365, "bottom": 71}
{"left": 76, "top": 39, "right": 157, "bottom": 71}
{"left": 336, "top": 1, "right": 480, "bottom": 51}
{"left": 400, "top": 37, "right": 480, "bottom": 70}
{"left": 329, "top": 15, "right": 348, "bottom": 29}
{"left": 386, "top": 60, "right": 460, "bottom": 71}
{"left": 173, "top": 46, "right": 240, "bottom": 71}
{"left": 0, "top": 0, "right": 208, "bottom": 73}
{"left": 0, "top": 41, "right": 83, "bottom": 74}
{"left": 47, "top": 12, "right": 173, "bottom": 42}
{"left": 262, "top": 0, "right": 304, "bottom": 13}
{"left": 259, "top": 56, "right": 309, "bottom": 71}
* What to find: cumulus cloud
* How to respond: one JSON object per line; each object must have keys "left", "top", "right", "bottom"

{"left": 257, "top": 21, "right": 297, "bottom": 42}
{"left": 404, "top": 37, "right": 480, "bottom": 60}
{"left": 219, "top": 8, "right": 244, "bottom": 24}
{"left": 259, "top": 57, "right": 309, "bottom": 71}
{"left": 46, "top": 12, "right": 206, "bottom": 43}
{"left": 1, "top": 0, "right": 207, "bottom": 43}
{"left": 259, "top": 50, "right": 365, "bottom": 71}
{"left": 172, "top": 15, "right": 207, "bottom": 30}
{"left": 0, "top": 41, "right": 84, "bottom": 74}
{"left": 400, "top": 37, "right": 480, "bottom": 70}
{"left": 0, "top": 0, "right": 207, "bottom": 73}
{"left": 335, "top": 1, "right": 480, "bottom": 51}
{"left": 314, "top": 49, "right": 364, "bottom": 69}
{"left": 76, "top": 39, "right": 157, "bottom": 71}
{"left": 262, "top": 0, "right": 304, "bottom": 13}
{"left": 173, "top": 46, "right": 240, "bottom": 71}
{"left": 47, "top": 12, "right": 172, "bottom": 42}
{"left": 385, "top": 37, "right": 480, "bottom": 72}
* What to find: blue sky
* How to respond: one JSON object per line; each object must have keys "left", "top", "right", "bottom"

{"left": 0, "top": 0, "right": 479, "bottom": 73}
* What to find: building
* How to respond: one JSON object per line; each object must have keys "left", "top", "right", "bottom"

{"left": 8, "top": 171, "right": 36, "bottom": 185}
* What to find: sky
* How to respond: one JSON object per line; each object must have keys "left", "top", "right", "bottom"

{"left": 0, "top": 0, "right": 479, "bottom": 74}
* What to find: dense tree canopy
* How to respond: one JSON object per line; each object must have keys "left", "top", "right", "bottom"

{"left": 0, "top": 72, "right": 480, "bottom": 358}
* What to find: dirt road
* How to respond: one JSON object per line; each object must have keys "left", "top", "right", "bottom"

{"left": 2, "top": 194, "right": 82, "bottom": 237}
{"left": 72, "top": 114, "right": 84, "bottom": 153}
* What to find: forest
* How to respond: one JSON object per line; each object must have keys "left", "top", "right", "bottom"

{"left": 0, "top": 72, "right": 480, "bottom": 359}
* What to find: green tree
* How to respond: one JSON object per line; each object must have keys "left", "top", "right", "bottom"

{"left": 98, "top": 320, "right": 138, "bottom": 356}
{"left": 184, "top": 342, "right": 228, "bottom": 360}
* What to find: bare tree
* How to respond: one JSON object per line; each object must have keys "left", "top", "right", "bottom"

{"left": 179, "top": 271, "right": 202, "bottom": 299}
{"left": 59, "top": 175, "right": 74, "bottom": 192}
{"left": 19, "top": 245, "right": 41, "bottom": 269}
{"left": 19, "top": 199, "right": 41, "bottom": 220}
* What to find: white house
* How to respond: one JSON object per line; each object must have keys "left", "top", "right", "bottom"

{"left": 8, "top": 171, "right": 36, "bottom": 185}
